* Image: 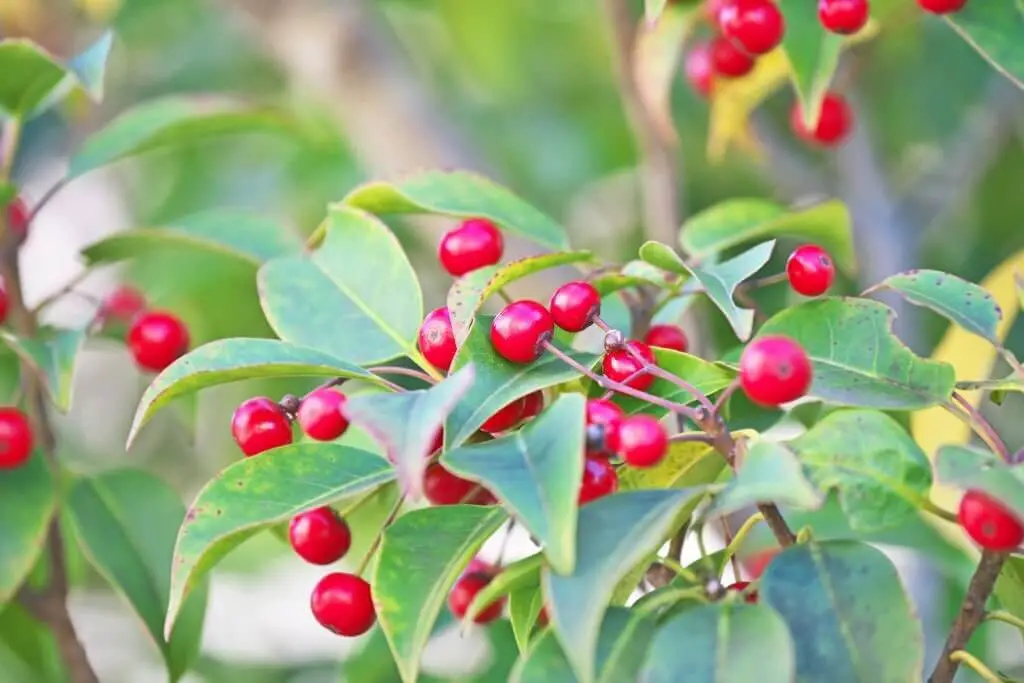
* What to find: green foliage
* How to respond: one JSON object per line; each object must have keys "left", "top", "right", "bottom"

{"left": 708, "top": 439, "right": 823, "bottom": 517}
{"left": 0, "top": 329, "right": 84, "bottom": 413}
{"left": 0, "top": 32, "right": 112, "bottom": 118}
{"left": 945, "top": 1, "right": 1024, "bottom": 90}
{"left": 0, "top": 453, "right": 54, "bottom": 603}
{"left": 936, "top": 445, "right": 1024, "bottom": 519}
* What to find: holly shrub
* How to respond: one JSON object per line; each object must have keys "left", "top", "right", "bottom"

{"left": 2, "top": 1, "right": 1024, "bottom": 682}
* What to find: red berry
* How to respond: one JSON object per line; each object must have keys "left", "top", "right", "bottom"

{"left": 0, "top": 278, "right": 8, "bottom": 326}
{"left": 743, "top": 548, "right": 778, "bottom": 579}
{"left": 438, "top": 218, "right": 504, "bottom": 277}
{"left": 465, "top": 557, "right": 498, "bottom": 577}
{"left": 429, "top": 429, "right": 444, "bottom": 455}
{"left": 710, "top": 35, "right": 755, "bottom": 78}
{"left": 310, "top": 572, "right": 376, "bottom": 636}
{"left": 719, "top": 0, "right": 785, "bottom": 55}
{"left": 418, "top": 307, "right": 458, "bottom": 372}
{"left": 127, "top": 310, "right": 190, "bottom": 372}
{"left": 790, "top": 93, "right": 852, "bottom": 147}
{"left": 818, "top": 0, "right": 869, "bottom": 34}
{"left": 424, "top": 463, "right": 494, "bottom": 505}
{"left": 617, "top": 415, "right": 668, "bottom": 468}
{"left": 585, "top": 399, "right": 624, "bottom": 455}
{"left": 449, "top": 572, "right": 505, "bottom": 624}
{"left": 481, "top": 398, "right": 525, "bottom": 434}
{"left": 289, "top": 507, "right": 352, "bottom": 565}
{"left": 958, "top": 490, "right": 1024, "bottom": 552}
{"left": 490, "top": 300, "right": 554, "bottom": 364}
{"left": 297, "top": 388, "right": 349, "bottom": 441}
{"left": 739, "top": 336, "right": 812, "bottom": 407}
{"left": 684, "top": 41, "right": 715, "bottom": 98}
{"left": 5, "top": 195, "right": 29, "bottom": 241}
{"left": 644, "top": 324, "right": 689, "bottom": 352}
{"left": 786, "top": 244, "right": 835, "bottom": 297}
{"left": 520, "top": 391, "right": 544, "bottom": 420}
{"left": 726, "top": 580, "right": 760, "bottom": 604}
{"left": 602, "top": 341, "right": 656, "bottom": 391}
{"left": 101, "top": 286, "right": 147, "bottom": 323}
{"left": 0, "top": 407, "right": 33, "bottom": 470}
{"left": 231, "top": 396, "right": 294, "bottom": 456}
{"left": 579, "top": 455, "right": 618, "bottom": 505}
{"left": 549, "top": 281, "right": 601, "bottom": 332}
{"left": 916, "top": 0, "right": 966, "bottom": 14}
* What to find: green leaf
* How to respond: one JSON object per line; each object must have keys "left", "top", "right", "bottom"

{"left": 761, "top": 541, "right": 923, "bottom": 683}
{"left": 373, "top": 505, "right": 507, "bottom": 683}
{"left": 0, "top": 603, "right": 64, "bottom": 683}
{"left": 127, "top": 338, "right": 373, "bottom": 448}
{"left": 935, "top": 445, "right": 1024, "bottom": 520}
{"left": 81, "top": 210, "right": 300, "bottom": 268}
{"left": 617, "top": 439, "right": 724, "bottom": 491}
{"left": 604, "top": 347, "right": 736, "bottom": 417}
{"left": 342, "top": 170, "right": 570, "bottom": 250}
{"left": 65, "top": 30, "right": 115, "bottom": 101}
{"left": 869, "top": 269, "right": 1002, "bottom": 344}
{"left": 445, "top": 315, "right": 598, "bottom": 446}
{"left": 466, "top": 553, "right": 544, "bottom": 627}
{"left": 956, "top": 373, "right": 1024, "bottom": 401}
{"left": 788, "top": 409, "right": 933, "bottom": 532}
{"left": 444, "top": 394, "right": 586, "bottom": 574}
{"left": 67, "top": 470, "right": 208, "bottom": 682}
{"left": 0, "top": 328, "right": 84, "bottom": 412}
{"left": 68, "top": 95, "right": 293, "bottom": 180}
{"left": 945, "top": 1, "right": 1024, "bottom": 91}
{"left": 165, "top": 444, "right": 394, "bottom": 635}
{"left": 640, "top": 602, "right": 796, "bottom": 683}
{"left": 776, "top": 0, "right": 845, "bottom": 126}
{"left": 447, "top": 251, "right": 594, "bottom": 344}
{"left": 508, "top": 585, "right": 546, "bottom": 652}
{"left": 707, "top": 440, "right": 824, "bottom": 517}
{"left": 679, "top": 198, "right": 856, "bottom": 274}
{"left": 0, "top": 452, "right": 55, "bottom": 603}
{"left": 345, "top": 365, "right": 476, "bottom": 500}
{"left": 0, "top": 40, "right": 70, "bottom": 117}
{"left": 258, "top": 206, "right": 423, "bottom": 367}
{"left": 543, "top": 489, "right": 705, "bottom": 683}
{"left": 758, "top": 297, "right": 955, "bottom": 409}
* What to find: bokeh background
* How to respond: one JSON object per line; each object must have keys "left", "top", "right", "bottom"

{"left": 2, "top": 0, "right": 1023, "bottom": 681}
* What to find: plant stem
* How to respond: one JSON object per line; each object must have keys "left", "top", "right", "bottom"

{"left": 947, "top": 391, "right": 1010, "bottom": 461}
{"left": 922, "top": 499, "right": 959, "bottom": 524}
{"left": 355, "top": 495, "right": 406, "bottom": 578}
{"left": 370, "top": 366, "right": 437, "bottom": 384}
{"left": 616, "top": 335, "right": 717, "bottom": 416}
{"left": 713, "top": 377, "right": 742, "bottom": 413}
{"left": 985, "top": 609, "right": 1024, "bottom": 633}
{"left": 26, "top": 178, "right": 68, "bottom": 225}
{"left": 30, "top": 268, "right": 98, "bottom": 317}
{"left": 656, "top": 556, "right": 700, "bottom": 585}
{"left": 948, "top": 651, "right": 1002, "bottom": 683}
{"left": 724, "top": 511, "right": 766, "bottom": 559}
{"left": 928, "top": 550, "right": 1007, "bottom": 683}
{"left": 668, "top": 432, "right": 715, "bottom": 445}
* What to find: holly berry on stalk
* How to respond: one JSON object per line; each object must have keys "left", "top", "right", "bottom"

{"left": 579, "top": 455, "right": 618, "bottom": 505}
{"left": 644, "top": 324, "right": 688, "bottom": 352}
{"left": 739, "top": 336, "right": 812, "bottom": 407}
{"left": 585, "top": 398, "right": 624, "bottom": 455}
{"left": 790, "top": 93, "right": 852, "bottom": 147}
{"left": 289, "top": 507, "right": 352, "bottom": 565}
{"left": 818, "top": 0, "right": 870, "bottom": 34}
{"left": 127, "top": 310, "right": 190, "bottom": 372}
{"left": 710, "top": 35, "right": 755, "bottom": 79}
{"left": 4, "top": 195, "right": 29, "bottom": 241}
{"left": 602, "top": 340, "right": 656, "bottom": 391}
{"left": 0, "top": 407, "right": 34, "bottom": 470}
{"left": 418, "top": 307, "right": 458, "bottom": 372}
{"left": 719, "top": 0, "right": 785, "bottom": 56}
{"left": 480, "top": 398, "right": 526, "bottom": 434}
{"left": 101, "top": 286, "right": 148, "bottom": 323}
{"left": 916, "top": 0, "right": 967, "bottom": 14}
{"left": 617, "top": 415, "right": 668, "bottom": 468}
{"left": 310, "top": 572, "right": 376, "bottom": 636}
{"left": 786, "top": 244, "right": 835, "bottom": 297}
{"left": 449, "top": 571, "right": 505, "bottom": 624}
{"left": 423, "top": 463, "right": 495, "bottom": 506}
{"left": 438, "top": 218, "right": 503, "bottom": 277}
{"left": 490, "top": 300, "right": 554, "bottom": 364}
{"left": 549, "top": 281, "right": 601, "bottom": 332}
{"left": 958, "top": 490, "right": 1024, "bottom": 552}
{"left": 296, "top": 388, "right": 349, "bottom": 441}
{"left": 231, "top": 397, "right": 293, "bottom": 457}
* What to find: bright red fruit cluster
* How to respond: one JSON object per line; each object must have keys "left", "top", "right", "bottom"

{"left": 97, "top": 284, "right": 191, "bottom": 373}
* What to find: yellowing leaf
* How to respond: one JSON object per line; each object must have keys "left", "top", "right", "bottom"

{"left": 633, "top": 4, "right": 700, "bottom": 147}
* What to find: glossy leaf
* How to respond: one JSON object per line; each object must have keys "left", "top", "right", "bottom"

{"left": 466, "top": 553, "right": 544, "bottom": 627}
{"left": 446, "top": 315, "right": 598, "bottom": 446}
{"left": 708, "top": 440, "right": 823, "bottom": 517}
{"left": 64, "top": 30, "right": 114, "bottom": 101}
{"left": 0, "top": 40, "right": 71, "bottom": 117}
{"left": 945, "top": 1, "right": 1024, "bottom": 91}
{"left": 869, "top": 269, "right": 1002, "bottom": 344}
{"left": 0, "top": 453, "right": 55, "bottom": 603}
{"left": 67, "top": 470, "right": 208, "bottom": 682}
{"left": 955, "top": 373, "right": 1024, "bottom": 405}
{"left": 544, "top": 489, "right": 704, "bottom": 682}
{"left": 373, "top": 505, "right": 507, "bottom": 683}
{"left": 634, "top": 3, "right": 699, "bottom": 145}
{"left": 777, "top": 0, "right": 845, "bottom": 126}
{"left": 761, "top": 541, "right": 923, "bottom": 682}
{"left": 789, "top": 410, "right": 932, "bottom": 532}
{"left": 258, "top": 206, "right": 423, "bottom": 366}
{"left": 0, "top": 328, "right": 84, "bottom": 412}
{"left": 165, "top": 444, "right": 394, "bottom": 634}
{"left": 758, "top": 298, "right": 955, "bottom": 409}
{"left": 127, "top": 338, "right": 373, "bottom": 448}
{"left": 0, "top": 603, "right": 65, "bottom": 683}
{"left": 346, "top": 365, "right": 475, "bottom": 500}
{"left": 680, "top": 198, "right": 856, "bottom": 274}
{"left": 444, "top": 394, "right": 586, "bottom": 574}
{"left": 508, "top": 585, "right": 546, "bottom": 652}
{"left": 447, "top": 250, "right": 593, "bottom": 344}
{"left": 343, "top": 170, "right": 570, "bottom": 250}
{"left": 605, "top": 347, "right": 736, "bottom": 417}
{"left": 68, "top": 95, "right": 292, "bottom": 179}
{"left": 935, "top": 445, "right": 1024, "bottom": 520}
{"left": 640, "top": 602, "right": 796, "bottom": 683}
{"left": 617, "top": 439, "right": 724, "bottom": 491}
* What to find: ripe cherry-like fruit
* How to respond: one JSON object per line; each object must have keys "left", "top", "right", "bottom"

{"left": 579, "top": 456, "right": 618, "bottom": 505}
{"left": 418, "top": 307, "right": 458, "bottom": 372}
{"left": 549, "top": 281, "right": 601, "bottom": 332}
{"left": 289, "top": 507, "right": 352, "bottom": 565}
{"left": 297, "top": 388, "right": 349, "bottom": 441}
{"left": 520, "top": 391, "right": 544, "bottom": 420}
{"left": 791, "top": 93, "right": 852, "bottom": 147}
{"left": 585, "top": 399, "right": 624, "bottom": 455}
{"left": 481, "top": 398, "right": 525, "bottom": 434}
{"left": 438, "top": 218, "right": 504, "bottom": 277}
{"left": 0, "top": 407, "right": 34, "bottom": 470}
{"left": 704, "top": 0, "right": 731, "bottom": 28}
{"left": 786, "top": 244, "right": 835, "bottom": 297}
{"left": 101, "top": 286, "right": 147, "bottom": 323}
{"left": 5, "top": 196, "right": 29, "bottom": 241}
{"left": 739, "top": 335, "right": 812, "bottom": 407}
{"left": 719, "top": 0, "right": 785, "bottom": 55}
{"left": 958, "top": 490, "right": 1024, "bottom": 552}
{"left": 231, "top": 397, "right": 294, "bottom": 456}
{"left": 603, "top": 340, "right": 656, "bottom": 391}
{"left": 491, "top": 300, "right": 554, "bottom": 364}
{"left": 916, "top": 0, "right": 967, "bottom": 14}
{"left": 644, "top": 324, "right": 689, "bottom": 352}
{"left": 818, "top": 0, "right": 869, "bottom": 34}
{"left": 449, "top": 572, "right": 505, "bottom": 624}
{"left": 684, "top": 41, "right": 715, "bottom": 98}
{"left": 726, "top": 581, "right": 760, "bottom": 604}
{"left": 0, "top": 279, "right": 8, "bottom": 326}
{"left": 424, "top": 463, "right": 494, "bottom": 505}
{"left": 618, "top": 415, "right": 668, "bottom": 467}
{"left": 310, "top": 572, "right": 376, "bottom": 636}
{"left": 127, "top": 310, "right": 190, "bottom": 372}
{"left": 710, "top": 35, "right": 755, "bottom": 78}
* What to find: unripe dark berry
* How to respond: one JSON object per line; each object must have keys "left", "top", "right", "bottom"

{"left": 786, "top": 244, "right": 835, "bottom": 297}
{"left": 739, "top": 335, "right": 812, "bottom": 407}
{"left": 310, "top": 572, "right": 376, "bottom": 636}
{"left": 684, "top": 41, "right": 715, "bottom": 98}
{"left": 231, "top": 396, "right": 293, "bottom": 457}
{"left": 719, "top": 0, "right": 785, "bottom": 56}
{"left": 289, "top": 507, "right": 352, "bottom": 565}
{"left": 4, "top": 195, "right": 29, "bottom": 241}
{"left": 617, "top": 415, "right": 668, "bottom": 468}
{"left": 818, "top": 0, "right": 869, "bottom": 34}
{"left": 449, "top": 572, "right": 505, "bottom": 624}
{"left": 0, "top": 407, "right": 34, "bottom": 470}
{"left": 579, "top": 455, "right": 618, "bottom": 505}
{"left": 490, "top": 300, "right": 554, "bottom": 364}
{"left": 644, "top": 324, "right": 689, "bottom": 352}
{"left": 726, "top": 580, "right": 760, "bottom": 604}
{"left": 101, "top": 286, "right": 147, "bottom": 323}
{"left": 297, "top": 388, "right": 349, "bottom": 441}
{"left": 916, "top": 0, "right": 967, "bottom": 14}
{"left": 127, "top": 310, "right": 190, "bottom": 372}
{"left": 480, "top": 398, "right": 525, "bottom": 434}
{"left": 585, "top": 399, "right": 624, "bottom": 455}
{"left": 958, "top": 490, "right": 1024, "bottom": 552}
{"left": 602, "top": 340, "right": 656, "bottom": 391}
{"left": 438, "top": 218, "right": 503, "bottom": 277}
{"left": 549, "top": 281, "right": 601, "bottom": 332}
{"left": 710, "top": 35, "right": 755, "bottom": 78}
{"left": 418, "top": 307, "right": 458, "bottom": 372}
{"left": 424, "top": 463, "right": 495, "bottom": 505}
{"left": 790, "top": 93, "right": 852, "bottom": 147}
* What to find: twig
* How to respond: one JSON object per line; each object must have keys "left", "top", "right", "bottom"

{"left": 30, "top": 268, "right": 96, "bottom": 316}
{"left": 26, "top": 178, "right": 68, "bottom": 225}
{"left": 985, "top": 609, "right": 1024, "bottom": 634}
{"left": 948, "top": 651, "right": 1002, "bottom": 683}
{"left": 354, "top": 494, "right": 406, "bottom": 578}
{"left": 668, "top": 432, "right": 714, "bottom": 445}
{"left": 713, "top": 377, "right": 742, "bottom": 413}
{"left": 949, "top": 391, "right": 1010, "bottom": 462}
